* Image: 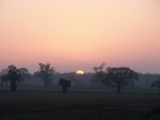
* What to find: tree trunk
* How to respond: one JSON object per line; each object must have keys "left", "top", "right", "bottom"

{"left": 159, "top": 86, "right": 160, "bottom": 95}
{"left": 116, "top": 85, "right": 121, "bottom": 94}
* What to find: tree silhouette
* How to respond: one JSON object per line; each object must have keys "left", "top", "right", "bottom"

{"left": 93, "top": 62, "right": 106, "bottom": 88}
{"left": 7, "top": 65, "right": 21, "bottom": 92}
{"left": 151, "top": 77, "right": 160, "bottom": 94}
{"left": 106, "top": 67, "right": 139, "bottom": 93}
{"left": 0, "top": 65, "right": 30, "bottom": 91}
{"left": 58, "top": 78, "right": 71, "bottom": 92}
{"left": 34, "top": 63, "right": 55, "bottom": 87}
{"left": 18, "top": 67, "right": 31, "bottom": 84}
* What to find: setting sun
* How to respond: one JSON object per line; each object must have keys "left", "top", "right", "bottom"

{"left": 76, "top": 70, "right": 85, "bottom": 75}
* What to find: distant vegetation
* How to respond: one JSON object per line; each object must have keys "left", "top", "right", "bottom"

{"left": 151, "top": 77, "right": 160, "bottom": 94}
{"left": 0, "top": 62, "right": 160, "bottom": 94}
{"left": 58, "top": 78, "right": 71, "bottom": 92}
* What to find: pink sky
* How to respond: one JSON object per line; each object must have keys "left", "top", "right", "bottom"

{"left": 0, "top": 0, "right": 160, "bottom": 73}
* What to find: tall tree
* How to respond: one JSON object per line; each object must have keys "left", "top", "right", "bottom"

{"left": 0, "top": 65, "right": 30, "bottom": 91}
{"left": 151, "top": 77, "right": 160, "bottom": 95}
{"left": 106, "top": 67, "right": 139, "bottom": 93}
{"left": 34, "top": 63, "right": 55, "bottom": 87}
{"left": 93, "top": 62, "right": 106, "bottom": 88}
{"left": 7, "top": 65, "right": 21, "bottom": 92}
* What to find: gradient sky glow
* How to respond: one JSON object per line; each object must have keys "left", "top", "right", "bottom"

{"left": 0, "top": 0, "right": 160, "bottom": 73}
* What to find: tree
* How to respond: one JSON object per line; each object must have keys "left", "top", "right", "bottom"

{"left": 0, "top": 65, "right": 30, "bottom": 91}
{"left": 34, "top": 63, "right": 55, "bottom": 87}
{"left": 106, "top": 67, "right": 139, "bottom": 93}
{"left": 151, "top": 77, "right": 160, "bottom": 95}
{"left": 58, "top": 78, "right": 71, "bottom": 92}
{"left": 18, "top": 67, "right": 31, "bottom": 84}
{"left": 7, "top": 65, "right": 21, "bottom": 92}
{"left": 93, "top": 62, "right": 106, "bottom": 88}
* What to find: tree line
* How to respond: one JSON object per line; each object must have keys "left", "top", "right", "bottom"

{"left": 0, "top": 62, "right": 160, "bottom": 94}
{"left": 0, "top": 63, "right": 71, "bottom": 93}
{"left": 92, "top": 62, "right": 160, "bottom": 94}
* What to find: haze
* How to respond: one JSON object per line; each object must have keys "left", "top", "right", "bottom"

{"left": 0, "top": 0, "right": 160, "bottom": 73}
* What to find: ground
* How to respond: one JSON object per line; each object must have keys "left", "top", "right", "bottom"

{"left": 0, "top": 92, "right": 160, "bottom": 120}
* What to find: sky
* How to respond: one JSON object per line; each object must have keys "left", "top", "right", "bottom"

{"left": 0, "top": 0, "right": 160, "bottom": 74}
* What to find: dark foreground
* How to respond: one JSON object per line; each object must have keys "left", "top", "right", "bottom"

{"left": 0, "top": 92, "right": 160, "bottom": 120}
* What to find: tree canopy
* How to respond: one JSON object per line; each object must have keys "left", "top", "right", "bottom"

{"left": 34, "top": 63, "right": 55, "bottom": 87}
{"left": 93, "top": 62, "right": 106, "bottom": 88}
{"left": 59, "top": 78, "right": 71, "bottom": 92}
{"left": 0, "top": 65, "right": 30, "bottom": 91}
{"left": 7, "top": 65, "right": 21, "bottom": 92}
{"left": 106, "top": 67, "right": 139, "bottom": 93}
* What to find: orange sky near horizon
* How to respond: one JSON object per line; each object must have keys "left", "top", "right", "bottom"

{"left": 0, "top": 0, "right": 160, "bottom": 73}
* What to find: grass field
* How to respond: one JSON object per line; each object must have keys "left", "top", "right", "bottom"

{"left": 0, "top": 90, "right": 160, "bottom": 120}
{"left": 0, "top": 86, "right": 159, "bottom": 95}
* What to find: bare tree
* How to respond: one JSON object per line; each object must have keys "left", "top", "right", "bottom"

{"left": 93, "top": 62, "right": 106, "bottom": 88}
{"left": 34, "top": 63, "right": 55, "bottom": 87}
{"left": 106, "top": 67, "right": 139, "bottom": 93}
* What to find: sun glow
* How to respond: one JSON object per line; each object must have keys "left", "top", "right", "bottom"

{"left": 76, "top": 70, "right": 84, "bottom": 75}
{"left": 0, "top": 1, "right": 160, "bottom": 73}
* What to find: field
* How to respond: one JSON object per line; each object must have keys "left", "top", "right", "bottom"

{"left": 1, "top": 90, "right": 160, "bottom": 120}
{"left": 0, "top": 86, "right": 159, "bottom": 94}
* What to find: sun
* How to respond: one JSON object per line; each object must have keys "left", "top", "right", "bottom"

{"left": 76, "top": 70, "right": 85, "bottom": 75}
